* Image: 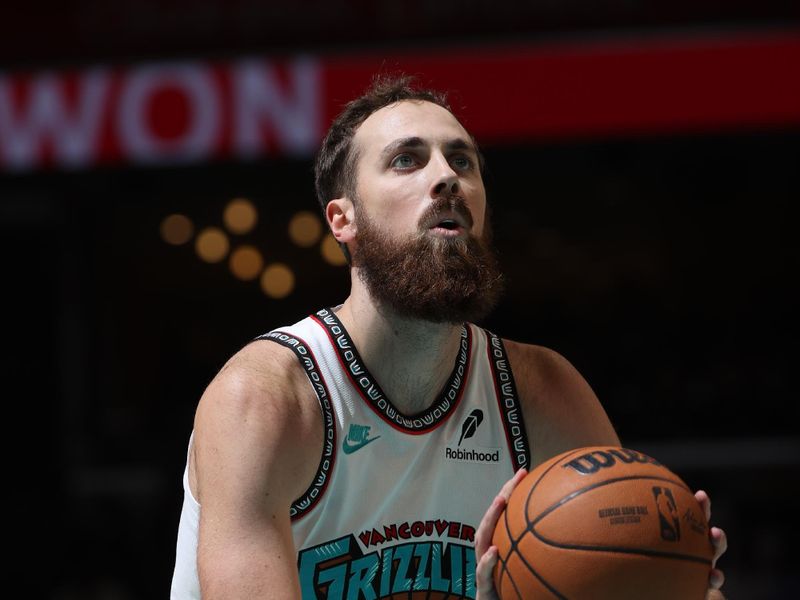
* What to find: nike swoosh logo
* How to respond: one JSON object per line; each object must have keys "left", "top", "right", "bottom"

{"left": 342, "top": 435, "right": 381, "bottom": 455}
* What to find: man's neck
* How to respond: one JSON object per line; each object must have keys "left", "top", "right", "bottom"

{"left": 335, "top": 290, "right": 465, "bottom": 416}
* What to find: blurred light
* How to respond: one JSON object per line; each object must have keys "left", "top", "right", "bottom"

{"left": 288, "top": 211, "right": 323, "bottom": 247}
{"left": 321, "top": 233, "right": 347, "bottom": 266}
{"left": 224, "top": 198, "right": 257, "bottom": 234}
{"left": 229, "top": 245, "right": 264, "bottom": 281}
{"left": 195, "top": 227, "right": 229, "bottom": 263}
{"left": 260, "top": 263, "right": 295, "bottom": 298}
{"left": 160, "top": 213, "right": 194, "bottom": 245}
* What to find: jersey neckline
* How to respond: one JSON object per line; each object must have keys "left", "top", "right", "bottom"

{"left": 311, "top": 307, "right": 472, "bottom": 434}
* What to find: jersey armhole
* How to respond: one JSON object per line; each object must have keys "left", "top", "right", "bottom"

{"left": 484, "top": 329, "right": 531, "bottom": 472}
{"left": 255, "top": 330, "right": 337, "bottom": 521}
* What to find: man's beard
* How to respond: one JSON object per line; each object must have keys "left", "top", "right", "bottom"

{"left": 351, "top": 198, "right": 504, "bottom": 324}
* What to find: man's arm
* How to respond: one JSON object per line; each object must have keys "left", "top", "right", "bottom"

{"left": 503, "top": 340, "right": 620, "bottom": 466}
{"left": 476, "top": 340, "right": 620, "bottom": 598}
{"left": 191, "top": 341, "right": 323, "bottom": 600}
{"left": 476, "top": 340, "right": 726, "bottom": 600}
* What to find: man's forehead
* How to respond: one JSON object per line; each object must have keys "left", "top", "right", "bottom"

{"left": 354, "top": 100, "right": 472, "bottom": 154}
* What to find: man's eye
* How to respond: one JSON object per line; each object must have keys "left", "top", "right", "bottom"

{"left": 390, "top": 154, "right": 415, "bottom": 169}
{"left": 452, "top": 155, "right": 472, "bottom": 170}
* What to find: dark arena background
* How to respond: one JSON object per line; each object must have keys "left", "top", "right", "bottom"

{"left": 3, "top": 2, "right": 799, "bottom": 598}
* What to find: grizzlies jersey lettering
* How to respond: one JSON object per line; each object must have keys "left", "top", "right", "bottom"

{"left": 170, "top": 307, "right": 529, "bottom": 600}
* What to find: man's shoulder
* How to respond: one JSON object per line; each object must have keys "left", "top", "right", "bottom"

{"left": 212, "top": 335, "right": 310, "bottom": 402}
{"left": 500, "top": 337, "right": 597, "bottom": 410}
{"left": 191, "top": 336, "right": 324, "bottom": 507}
{"left": 500, "top": 338, "right": 577, "bottom": 390}
{"left": 500, "top": 337, "right": 620, "bottom": 464}
{"left": 195, "top": 307, "right": 331, "bottom": 426}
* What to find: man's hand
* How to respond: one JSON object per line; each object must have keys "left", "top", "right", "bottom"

{"left": 696, "top": 490, "right": 728, "bottom": 600}
{"left": 474, "top": 468, "right": 528, "bottom": 600}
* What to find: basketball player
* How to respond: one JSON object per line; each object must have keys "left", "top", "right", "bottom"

{"left": 171, "top": 76, "right": 727, "bottom": 599}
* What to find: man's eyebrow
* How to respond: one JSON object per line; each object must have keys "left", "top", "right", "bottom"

{"left": 379, "top": 136, "right": 478, "bottom": 158}
{"left": 380, "top": 136, "right": 425, "bottom": 159}
{"left": 443, "top": 138, "right": 477, "bottom": 153}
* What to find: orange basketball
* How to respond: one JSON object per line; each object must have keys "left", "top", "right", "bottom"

{"left": 492, "top": 446, "right": 714, "bottom": 600}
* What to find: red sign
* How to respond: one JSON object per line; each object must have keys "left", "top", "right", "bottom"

{"left": 1, "top": 30, "right": 799, "bottom": 172}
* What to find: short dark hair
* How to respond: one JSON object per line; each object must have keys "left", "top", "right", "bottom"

{"left": 313, "top": 74, "right": 481, "bottom": 217}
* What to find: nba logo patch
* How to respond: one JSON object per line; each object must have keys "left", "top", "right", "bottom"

{"left": 652, "top": 486, "right": 681, "bottom": 541}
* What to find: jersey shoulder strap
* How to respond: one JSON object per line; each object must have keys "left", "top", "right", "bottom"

{"left": 482, "top": 328, "right": 531, "bottom": 472}
{"left": 254, "top": 326, "right": 337, "bottom": 521}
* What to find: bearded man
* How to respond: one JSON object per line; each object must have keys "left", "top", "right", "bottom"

{"left": 171, "top": 76, "right": 727, "bottom": 599}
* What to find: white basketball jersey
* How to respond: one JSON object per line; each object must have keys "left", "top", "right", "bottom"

{"left": 171, "top": 307, "right": 530, "bottom": 600}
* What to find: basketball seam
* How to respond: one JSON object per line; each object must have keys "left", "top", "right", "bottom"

{"left": 501, "top": 448, "right": 587, "bottom": 600}
{"left": 507, "top": 549, "right": 568, "bottom": 599}
{"left": 530, "top": 474, "right": 690, "bottom": 527}
{"left": 528, "top": 474, "right": 711, "bottom": 565}
{"left": 528, "top": 532, "right": 714, "bottom": 565}
{"left": 524, "top": 447, "right": 589, "bottom": 527}
{"left": 499, "top": 505, "right": 514, "bottom": 594}
{"left": 498, "top": 553, "right": 526, "bottom": 600}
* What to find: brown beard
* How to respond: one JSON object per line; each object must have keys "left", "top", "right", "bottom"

{"left": 351, "top": 198, "right": 504, "bottom": 324}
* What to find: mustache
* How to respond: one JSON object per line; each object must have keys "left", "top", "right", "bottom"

{"left": 418, "top": 195, "right": 474, "bottom": 230}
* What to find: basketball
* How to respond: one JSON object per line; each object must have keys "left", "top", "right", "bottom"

{"left": 492, "top": 446, "right": 714, "bottom": 600}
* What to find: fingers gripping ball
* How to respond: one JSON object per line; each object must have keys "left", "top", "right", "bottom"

{"left": 492, "top": 447, "right": 714, "bottom": 600}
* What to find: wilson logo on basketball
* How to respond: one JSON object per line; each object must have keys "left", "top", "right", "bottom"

{"left": 561, "top": 447, "right": 661, "bottom": 475}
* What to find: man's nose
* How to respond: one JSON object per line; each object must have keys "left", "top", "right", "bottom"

{"left": 430, "top": 155, "right": 459, "bottom": 198}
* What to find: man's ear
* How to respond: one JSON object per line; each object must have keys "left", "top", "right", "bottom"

{"left": 326, "top": 197, "right": 356, "bottom": 245}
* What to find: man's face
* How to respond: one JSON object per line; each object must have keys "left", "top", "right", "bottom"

{"left": 344, "top": 100, "right": 503, "bottom": 324}
{"left": 350, "top": 100, "right": 487, "bottom": 242}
